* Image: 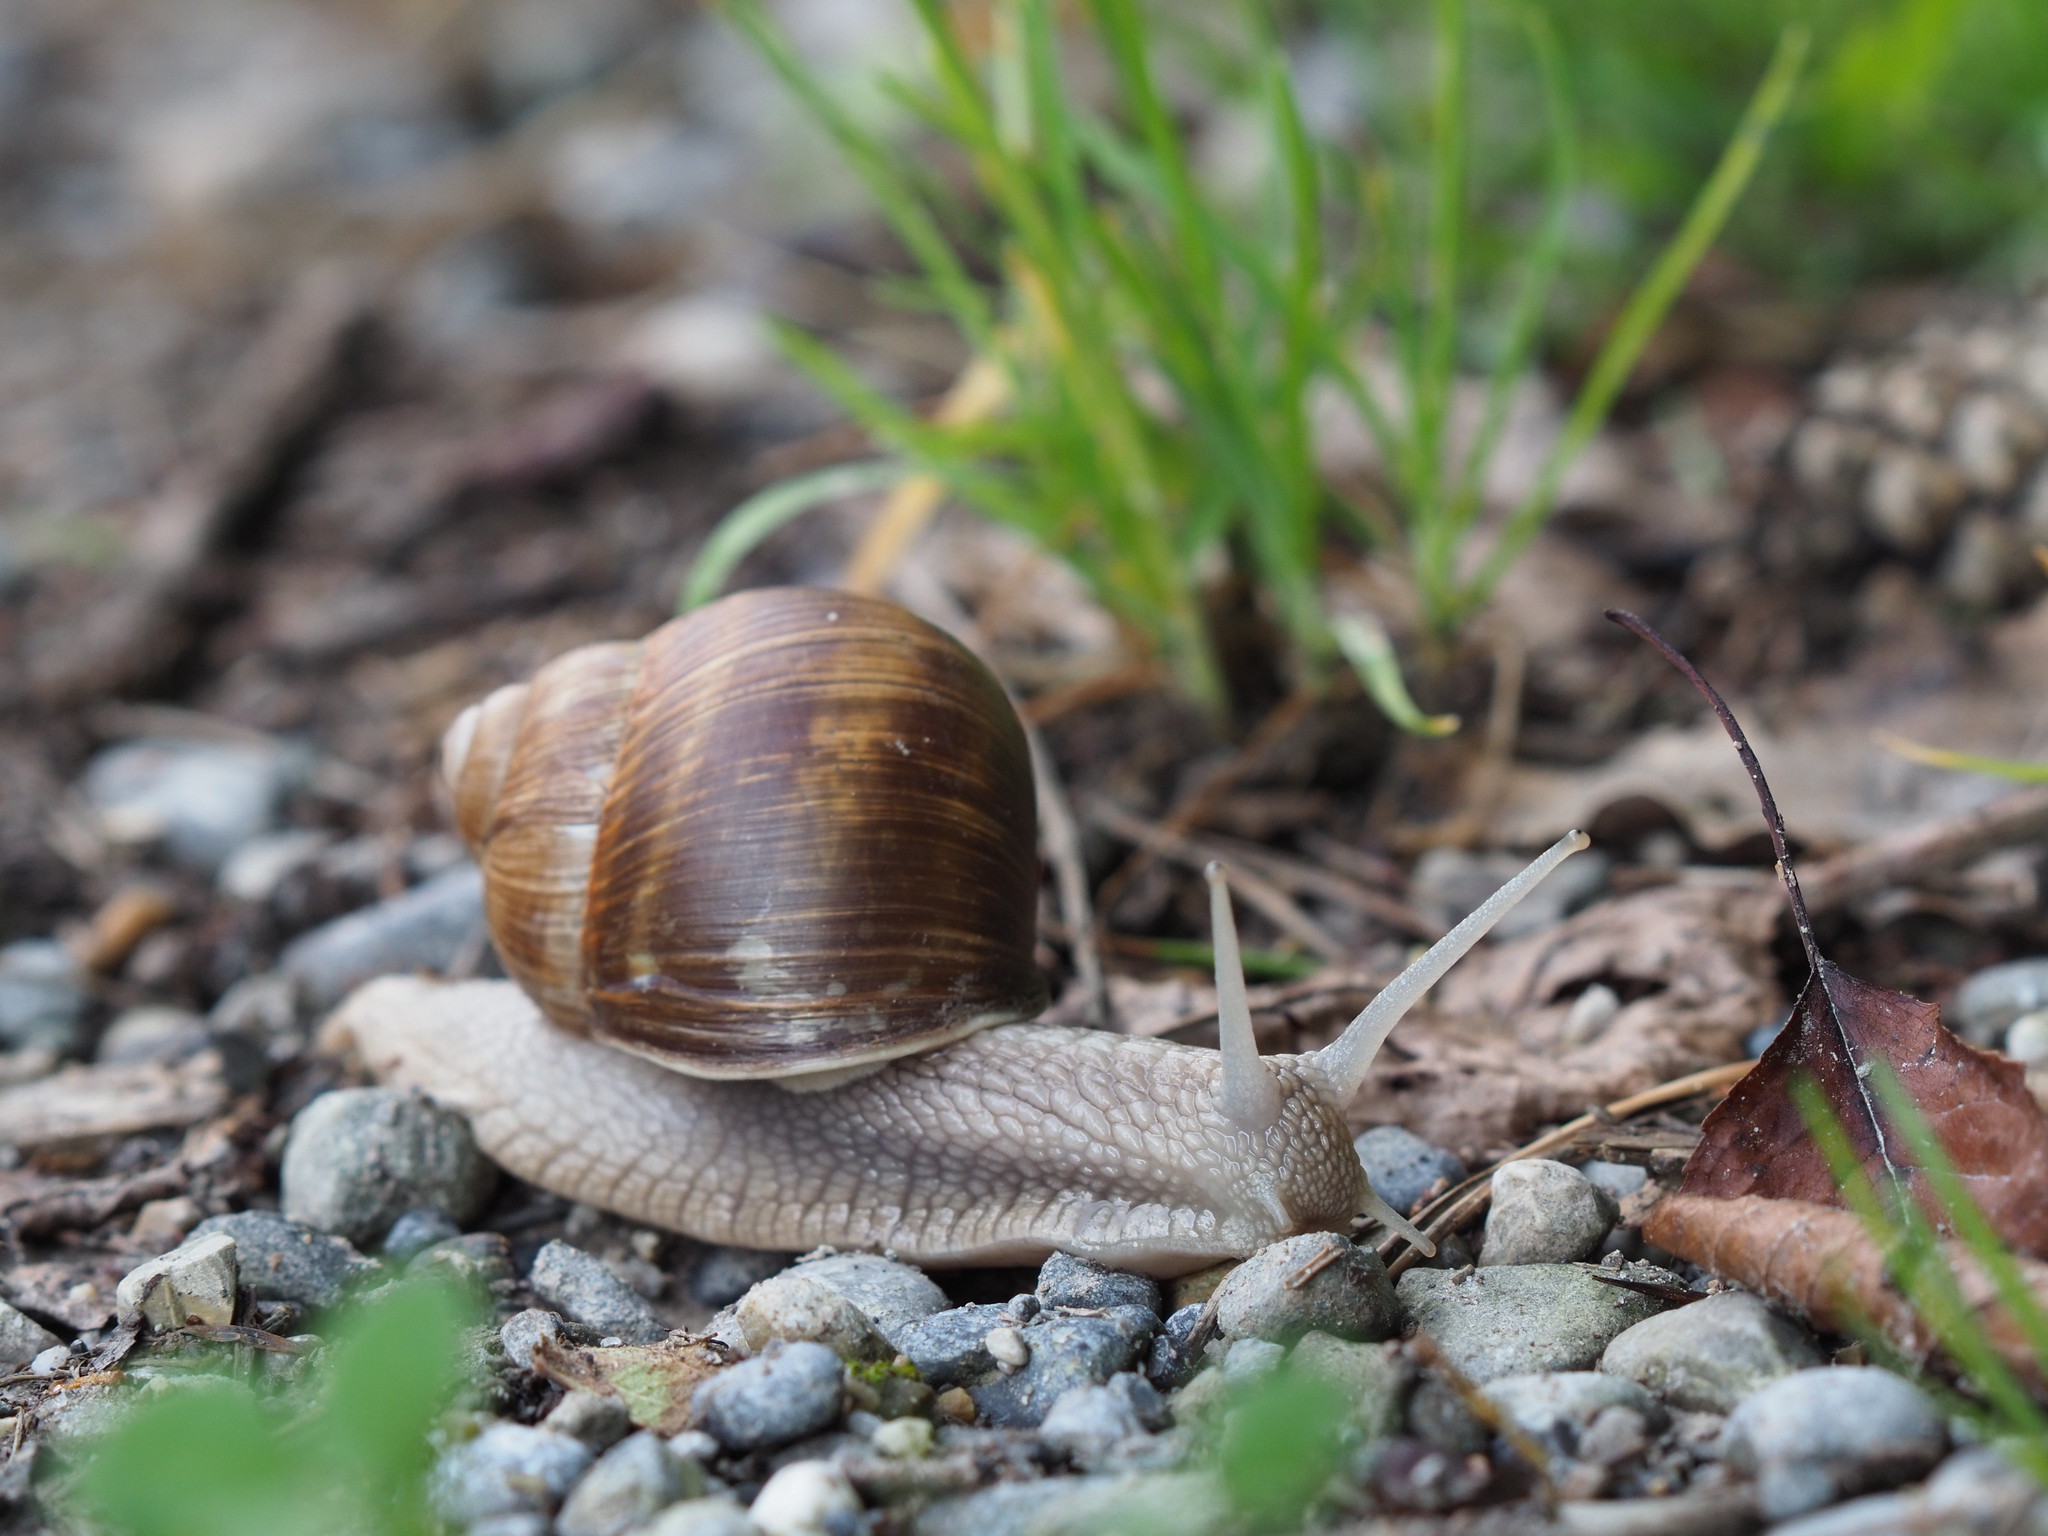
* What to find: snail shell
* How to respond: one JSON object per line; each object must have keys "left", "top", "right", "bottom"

{"left": 440, "top": 586, "right": 1047, "bottom": 1081}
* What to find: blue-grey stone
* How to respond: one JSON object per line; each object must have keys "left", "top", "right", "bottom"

{"left": 1721, "top": 1367, "right": 1947, "bottom": 1521}
{"left": 189, "top": 1210, "right": 382, "bottom": 1311}
{"left": 280, "top": 862, "right": 484, "bottom": 1010}
{"left": 694, "top": 1340, "right": 845, "bottom": 1453}
{"left": 1035, "top": 1253, "right": 1160, "bottom": 1317}
{"left": 431, "top": 1423, "right": 592, "bottom": 1523}
{"left": 967, "top": 1308, "right": 1156, "bottom": 1429}
{"left": 1955, "top": 959, "right": 2048, "bottom": 1046}
{"left": 528, "top": 1241, "right": 665, "bottom": 1345}
{"left": 382, "top": 1207, "right": 462, "bottom": 1262}
{"left": 281, "top": 1086, "right": 496, "bottom": 1248}
{"left": 893, "top": 1305, "right": 1011, "bottom": 1388}
{"left": 0, "top": 940, "right": 87, "bottom": 1053}
{"left": 1353, "top": 1125, "right": 1465, "bottom": 1217}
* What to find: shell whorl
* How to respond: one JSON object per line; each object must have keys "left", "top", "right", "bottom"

{"left": 440, "top": 587, "right": 1047, "bottom": 1080}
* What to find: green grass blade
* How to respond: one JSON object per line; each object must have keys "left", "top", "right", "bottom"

{"left": 680, "top": 460, "right": 910, "bottom": 612}
{"left": 1334, "top": 612, "right": 1460, "bottom": 737}
{"left": 1880, "top": 734, "right": 2048, "bottom": 784}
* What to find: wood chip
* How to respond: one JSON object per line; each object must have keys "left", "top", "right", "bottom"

{"left": 0, "top": 1052, "right": 228, "bottom": 1153}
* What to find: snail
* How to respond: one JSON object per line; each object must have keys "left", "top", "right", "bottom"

{"left": 335, "top": 586, "right": 1586, "bottom": 1277}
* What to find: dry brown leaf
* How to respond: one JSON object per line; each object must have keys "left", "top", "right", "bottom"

{"left": 1348, "top": 882, "right": 1783, "bottom": 1155}
{"left": 530, "top": 1333, "right": 728, "bottom": 1435}
{"left": 0, "top": 1051, "right": 229, "bottom": 1152}
{"left": 1646, "top": 1193, "right": 2048, "bottom": 1387}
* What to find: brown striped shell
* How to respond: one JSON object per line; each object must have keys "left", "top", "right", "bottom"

{"left": 441, "top": 587, "right": 1047, "bottom": 1080}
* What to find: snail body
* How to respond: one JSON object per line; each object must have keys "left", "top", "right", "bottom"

{"left": 339, "top": 587, "right": 1587, "bottom": 1275}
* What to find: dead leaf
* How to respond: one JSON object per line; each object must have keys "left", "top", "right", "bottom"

{"left": 0, "top": 1052, "right": 229, "bottom": 1153}
{"left": 1348, "top": 882, "right": 1783, "bottom": 1156}
{"left": 1647, "top": 1194, "right": 2048, "bottom": 1388}
{"left": 530, "top": 1333, "right": 728, "bottom": 1436}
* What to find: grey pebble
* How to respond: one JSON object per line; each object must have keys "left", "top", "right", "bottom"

{"left": 543, "top": 1391, "right": 635, "bottom": 1453}
{"left": 637, "top": 1497, "right": 756, "bottom": 1536}
{"left": 0, "top": 1298, "right": 61, "bottom": 1369}
{"left": 431, "top": 1422, "right": 593, "bottom": 1524}
{"left": 1353, "top": 1125, "right": 1466, "bottom": 1217}
{"left": 557, "top": 1430, "right": 704, "bottom": 1536}
{"left": 189, "top": 1210, "right": 382, "bottom": 1311}
{"left": 1578, "top": 1160, "right": 1649, "bottom": 1204}
{"left": 914, "top": 1470, "right": 1223, "bottom": 1536}
{"left": 1955, "top": 958, "right": 2048, "bottom": 1046}
{"left": 1599, "top": 1289, "right": 1820, "bottom": 1413}
{"left": 0, "top": 939, "right": 87, "bottom": 1054}
{"left": 967, "top": 1308, "right": 1157, "bottom": 1428}
{"left": 1145, "top": 1302, "right": 1206, "bottom": 1390}
{"left": 383, "top": 1207, "right": 463, "bottom": 1262}
{"left": 466, "top": 1518, "right": 549, "bottom": 1536}
{"left": 1219, "top": 1337, "right": 1285, "bottom": 1384}
{"left": 788, "top": 1252, "right": 948, "bottom": 1345}
{"left": 1035, "top": 1252, "right": 1161, "bottom": 1316}
{"left": 1480, "top": 1371, "right": 1665, "bottom": 1442}
{"left": 84, "top": 738, "right": 290, "bottom": 872}
{"left": 694, "top": 1339, "right": 846, "bottom": 1453}
{"left": 500, "top": 1308, "right": 575, "bottom": 1372}
{"left": 2005, "top": 1011, "right": 2048, "bottom": 1067}
{"left": 1720, "top": 1366, "right": 1948, "bottom": 1522}
{"left": 735, "top": 1271, "right": 888, "bottom": 1361}
{"left": 529, "top": 1241, "right": 666, "bottom": 1345}
{"left": 96, "top": 1007, "right": 212, "bottom": 1066}
{"left": 280, "top": 1086, "right": 496, "bottom": 1248}
{"left": 894, "top": 1304, "right": 1011, "bottom": 1386}
{"left": 1211, "top": 1233, "right": 1400, "bottom": 1344}
{"left": 411, "top": 1232, "right": 515, "bottom": 1292}
{"left": 690, "top": 1246, "right": 792, "bottom": 1308}
{"left": 280, "top": 862, "right": 485, "bottom": 1011}
{"left": 1479, "top": 1159, "right": 1615, "bottom": 1267}
{"left": 1395, "top": 1263, "right": 1670, "bottom": 1383}
{"left": 1037, "top": 1373, "right": 1166, "bottom": 1469}
{"left": 1765, "top": 1446, "right": 2048, "bottom": 1536}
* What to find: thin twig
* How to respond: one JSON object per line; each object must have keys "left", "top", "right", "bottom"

{"left": 1408, "top": 1326, "right": 1555, "bottom": 1511}
{"left": 1800, "top": 784, "right": 2048, "bottom": 916}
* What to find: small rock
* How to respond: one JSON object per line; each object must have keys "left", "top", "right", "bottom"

{"left": 84, "top": 738, "right": 290, "bottom": 872}
{"left": 871, "top": 1417, "right": 932, "bottom": 1459}
{"left": 749, "top": 1459, "right": 861, "bottom": 1536}
{"left": 1038, "top": 1374, "right": 1166, "bottom": 1469}
{"left": 1600, "top": 1290, "right": 1820, "bottom": 1413}
{"left": 639, "top": 1497, "right": 756, "bottom": 1536}
{"left": 96, "top": 1007, "right": 211, "bottom": 1066}
{"left": 1289, "top": 1332, "right": 1413, "bottom": 1439}
{"left": 1353, "top": 1126, "right": 1465, "bottom": 1217}
{"left": 1035, "top": 1252, "right": 1161, "bottom": 1316}
{"left": 1578, "top": 1160, "right": 1649, "bottom": 1204}
{"left": 1954, "top": 958, "right": 2048, "bottom": 1046}
{"left": 1562, "top": 983, "right": 1622, "bottom": 1045}
{"left": 1211, "top": 1233, "right": 1400, "bottom": 1344}
{"left": 189, "top": 1210, "right": 381, "bottom": 1311}
{"left": 543, "top": 1391, "right": 635, "bottom": 1452}
{"left": 0, "top": 940, "right": 87, "bottom": 1053}
{"left": 1220, "top": 1337, "right": 1286, "bottom": 1384}
{"left": 1145, "top": 1302, "right": 1207, "bottom": 1390}
{"left": 29, "top": 1344, "right": 71, "bottom": 1376}
{"left": 0, "top": 1300, "right": 61, "bottom": 1369}
{"left": 557, "top": 1429, "right": 703, "bottom": 1536}
{"left": 933, "top": 1386, "right": 975, "bottom": 1424}
{"left": 694, "top": 1340, "right": 846, "bottom": 1453}
{"left": 529, "top": 1241, "right": 666, "bottom": 1346}
{"left": 128, "top": 1195, "right": 203, "bottom": 1249}
{"left": 789, "top": 1253, "right": 948, "bottom": 1345}
{"left": 2004, "top": 1010, "right": 2048, "bottom": 1067}
{"left": 735, "top": 1271, "right": 889, "bottom": 1361}
{"left": 382, "top": 1207, "right": 463, "bottom": 1262}
{"left": 412, "top": 1232, "right": 515, "bottom": 1291}
{"left": 1480, "top": 1372, "right": 1665, "bottom": 1443}
{"left": 217, "top": 828, "right": 333, "bottom": 904}
{"left": 431, "top": 1423, "right": 593, "bottom": 1524}
{"left": 1719, "top": 1366, "right": 1948, "bottom": 1521}
{"left": 690, "top": 1246, "right": 791, "bottom": 1308}
{"left": 1395, "top": 1263, "right": 1671, "bottom": 1383}
{"left": 281, "top": 1086, "right": 496, "bottom": 1247}
{"left": 894, "top": 1305, "right": 1012, "bottom": 1387}
{"left": 1480, "top": 1160, "right": 1615, "bottom": 1267}
{"left": 984, "top": 1326, "right": 1029, "bottom": 1371}
{"left": 116, "top": 1231, "right": 238, "bottom": 1330}
{"left": 280, "top": 862, "right": 485, "bottom": 1011}
{"left": 500, "top": 1308, "right": 573, "bottom": 1372}
{"left": 967, "top": 1309, "right": 1157, "bottom": 1428}
{"left": 469, "top": 1519, "right": 549, "bottom": 1536}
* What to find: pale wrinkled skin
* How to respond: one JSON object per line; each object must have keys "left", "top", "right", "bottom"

{"left": 336, "top": 976, "right": 1367, "bottom": 1277}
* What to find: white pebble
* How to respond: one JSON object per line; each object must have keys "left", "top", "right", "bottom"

{"left": 1563, "top": 983, "right": 1621, "bottom": 1045}
{"left": 870, "top": 1417, "right": 932, "bottom": 1459}
{"left": 749, "top": 1460, "right": 861, "bottom": 1536}
{"left": 2004, "top": 1010, "right": 2048, "bottom": 1068}
{"left": 116, "top": 1231, "right": 239, "bottom": 1330}
{"left": 28, "top": 1345, "right": 70, "bottom": 1377}
{"left": 984, "top": 1325, "right": 1030, "bottom": 1371}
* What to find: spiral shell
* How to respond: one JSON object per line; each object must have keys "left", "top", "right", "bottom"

{"left": 442, "top": 586, "right": 1047, "bottom": 1079}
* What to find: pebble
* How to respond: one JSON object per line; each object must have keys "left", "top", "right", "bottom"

{"left": 556, "top": 1429, "right": 704, "bottom": 1536}
{"left": 2004, "top": 1010, "right": 2048, "bottom": 1067}
{"left": 28, "top": 1344, "right": 71, "bottom": 1376}
{"left": 1219, "top": 1337, "right": 1286, "bottom": 1384}
{"left": 431, "top": 1423, "right": 593, "bottom": 1524}
{"left": 870, "top": 1417, "right": 932, "bottom": 1459}
{"left": 1289, "top": 1332, "right": 1413, "bottom": 1439}
{"left": 1037, "top": 1373, "right": 1166, "bottom": 1469}
{"left": 280, "top": 1086, "right": 497, "bottom": 1248}
{"left": 962, "top": 1309, "right": 1157, "bottom": 1429}
{"left": 694, "top": 1340, "right": 846, "bottom": 1453}
{"left": 96, "top": 1006, "right": 211, "bottom": 1066}
{"left": 1599, "top": 1289, "right": 1820, "bottom": 1413}
{"left": 189, "top": 1210, "right": 381, "bottom": 1311}
{"left": 1395, "top": 1263, "right": 1670, "bottom": 1383}
{"left": 217, "top": 828, "right": 333, "bottom": 904}
{"left": 412, "top": 1232, "right": 515, "bottom": 1292}
{"left": 115, "top": 1231, "right": 238, "bottom": 1330}
{"left": 500, "top": 1308, "right": 575, "bottom": 1372}
{"left": 0, "top": 940, "right": 87, "bottom": 1053}
{"left": 749, "top": 1459, "right": 861, "bottom": 1536}
{"left": 1035, "top": 1252, "right": 1161, "bottom": 1315}
{"left": 129, "top": 1196, "right": 202, "bottom": 1248}
{"left": 788, "top": 1252, "right": 948, "bottom": 1345}
{"left": 279, "top": 862, "right": 486, "bottom": 1011}
{"left": 529, "top": 1241, "right": 667, "bottom": 1346}
{"left": 1719, "top": 1366, "right": 1948, "bottom": 1521}
{"left": 895, "top": 1304, "right": 1011, "bottom": 1386}
{"left": 1578, "top": 1160, "right": 1649, "bottom": 1204}
{"left": 1210, "top": 1233, "right": 1401, "bottom": 1344}
{"left": 382, "top": 1206, "right": 463, "bottom": 1262}
{"left": 984, "top": 1326, "right": 1029, "bottom": 1370}
{"left": 688, "top": 1247, "right": 788, "bottom": 1308}
{"left": 0, "top": 1299, "right": 61, "bottom": 1369}
{"left": 638, "top": 1497, "right": 756, "bottom": 1536}
{"left": 1480, "top": 1371, "right": 1665, "bottom": 1442}
{"left": 1410, "top": 847, "right": 1609, "bottom": 939}
{"left": 1763, "top": 1446, "right": 2048, "bottom": 1536}
{"left": 1145, "top": 1302, "right": 1207, "bottom": 1390}
{"left": 84, "top": 738, "right": 290, "bottom": 872}
{"left": 735, "top": 1271, "right": 889, "bottom": 1362}
{"left": 1562, "top": 983, "right": 1623, "bottom": 1046}
{"left": 1353, "top": 1126, "right": 1466, "bottom": 1217}
{"left": 1480, "top": 1160, "right": 1615, "bottom": 1267}
{"left": 542, "top": 1391, "right": 635, "bottom": 1453}
{"left": 1953, "top": 957, "right": 2048, "bottom": 1046}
